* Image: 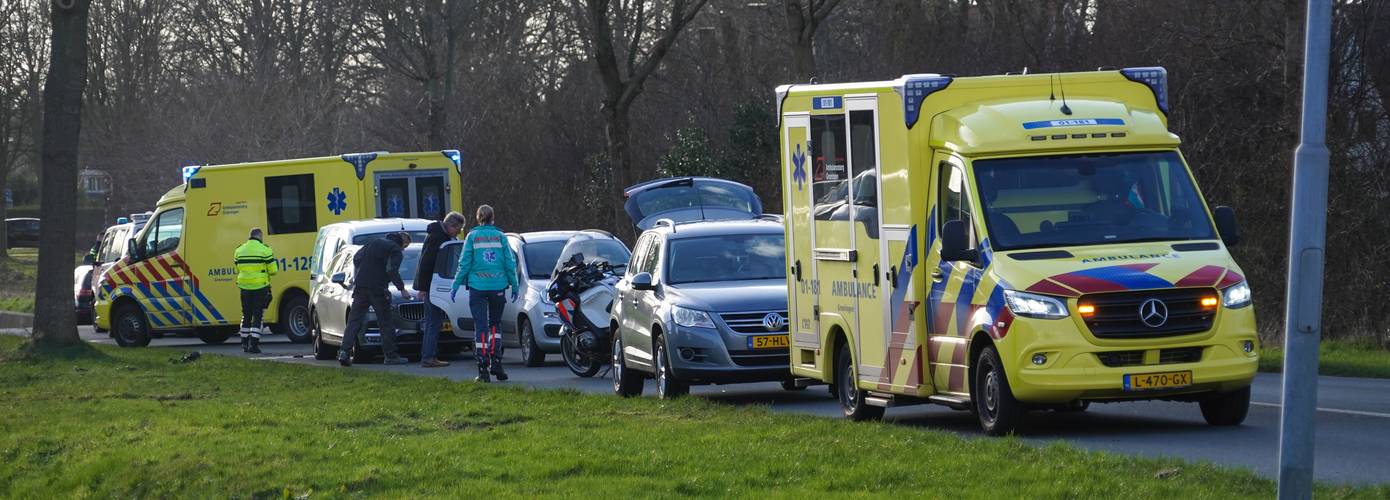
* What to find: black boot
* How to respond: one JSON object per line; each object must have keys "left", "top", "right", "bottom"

{"left": 475, "top": 364, "right": 491, "bottom": 383}
{"left": 490, "top": 361, "right": 508, "bottom": 381}
{"left": 240, "top": 335, "right": 250, "bottom": 352}
{"left": 248, "top": 337, "right": 262, "bottom": 354}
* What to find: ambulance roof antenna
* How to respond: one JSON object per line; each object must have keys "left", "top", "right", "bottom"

{"left": 1057, "top": 73, "right": 1074, "bottom": 115}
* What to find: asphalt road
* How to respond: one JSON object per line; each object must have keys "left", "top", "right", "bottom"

{"left": 73, "top": 326, "right": 1390, "bottom": 485}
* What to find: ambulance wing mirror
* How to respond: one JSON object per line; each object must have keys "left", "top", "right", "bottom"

{"left": 127, "top": 238, "right": 143, "bottom": 261}
{"left": 1213, "top": 206, "right": 1239, "bottom": 247}
{"left": 940, "top": 220, "right": 980, "bottom": 263}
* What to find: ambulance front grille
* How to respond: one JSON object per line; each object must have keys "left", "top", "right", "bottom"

{"left": 1081, "top": 288, "right": 1216, "bottom": 339}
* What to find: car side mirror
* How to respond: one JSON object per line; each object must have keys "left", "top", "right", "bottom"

{"left": 331, "top": 272, "right": 347, "bottom": 286}
{"left": 940, "top": 220, "right": 980, "bottom": 263}
{"left": 82, "top": 254, "right": 95, "bottom": 266}
{"left": 631, "top": 272, "right": 656, "bottom": 291}
{"left": 1213, "top": 206, "right": 1239, "bottom": 247}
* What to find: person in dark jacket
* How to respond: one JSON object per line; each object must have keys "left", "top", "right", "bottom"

{"left": 413, "top": 211, "right": 467, "bottom": 368}
{"left": 339, "top": 232, "right": 413, "bottom": 366}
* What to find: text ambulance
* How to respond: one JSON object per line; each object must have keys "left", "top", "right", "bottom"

{"left": 94, "top": 151, "right": 463, "bottom": 347}
{"left": 777, "top": 68, "right": 1257, "bottom": 434}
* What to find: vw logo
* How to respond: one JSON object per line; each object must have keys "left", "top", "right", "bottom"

{"left": 1138, "top": 298, "right": 1169, "bottom": 328}
{"left": 762, "top": 313, "right": 786, "bottom": 331}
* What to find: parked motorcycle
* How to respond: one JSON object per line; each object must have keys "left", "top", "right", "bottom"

{"left": 548, "top": 253, "right": 621, "bottom": 377}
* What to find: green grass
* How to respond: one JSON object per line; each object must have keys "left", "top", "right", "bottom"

{"left": 0, "top": 249, "right": 37, "bottom": 313}
{"left": 1260, "top": 338, "right": 1390, "bottom": 379}
{"left": 0, "top": 337, "right": 1384, "bottom": 498}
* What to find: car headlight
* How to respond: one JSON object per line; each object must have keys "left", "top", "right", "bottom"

{"left": 1003, "top": 289, "right": 1069, "bottom": 319}
{"left": 1222, "top": 281, "right": 1252, "bottom": 309}
{"left": 671, "top": 305, "right": 716, "bottom": 328}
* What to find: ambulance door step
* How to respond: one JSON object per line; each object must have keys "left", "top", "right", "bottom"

{"left": 787, "top": 377, "right": 822, "bottom": 389}
{"left": 864, "top": 392, "right": 931, "bottom": 408}
{"left": 927, "top": 395, "right": 972, "bottom": 410}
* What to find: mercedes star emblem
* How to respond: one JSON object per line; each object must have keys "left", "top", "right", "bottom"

{"left": 1139, "top": 298, "right": 1169, "bottom": 328}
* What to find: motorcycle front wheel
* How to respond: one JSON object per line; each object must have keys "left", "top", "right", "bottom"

{"left": 561, "top": 330, "right": 603, "bottom": 378}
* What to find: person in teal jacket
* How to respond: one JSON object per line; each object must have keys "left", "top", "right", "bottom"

{"left": 450, "top": 204, "right": 518, "bottom": 383}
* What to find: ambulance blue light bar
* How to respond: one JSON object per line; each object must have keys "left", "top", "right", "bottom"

{"left": 442, "top": 149, "right": 463, "bottom": 174}
{"left": 1120, "top": 66, "right": 1169, "bottom": 114}
{"left": 898, "top": 74, "right": 953, "bottom": 129}
{"left": 181, "top": 165, "right": 201, "bottom": 183}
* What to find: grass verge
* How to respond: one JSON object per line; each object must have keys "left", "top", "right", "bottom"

{"left": 1260, "top": 338, "right": 1390, "bottom": 379}
{"left": 0, "top": 249, "right": 37, "bottom": 313}
{"left": 0, "top": 336, "right": 1384, "bottom": 498}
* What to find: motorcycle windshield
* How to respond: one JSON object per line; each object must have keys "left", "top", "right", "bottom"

{"left": 622, "top": 177, "right": 762, "bottom": 230}
{"left": 551, "top": 233, "right": 632, "bottom": 277}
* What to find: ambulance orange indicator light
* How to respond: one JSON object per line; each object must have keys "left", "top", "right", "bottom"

{"left": 1078, "top": 304, "right": 1096, "bottom": 316}
{"left": 1200, "top": 296, "right": 1219, "bottom": 308}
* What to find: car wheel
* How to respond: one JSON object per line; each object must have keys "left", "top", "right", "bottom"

{"left": 112, "top": 302, "right": 151, "bottom": 348}
{"left": 274, "top": 295, "right": 312, "bottom": 343}
{"left": 520, "top": 317, "right": 544, "bottom": 367}
{"left": 312, "top": 313, "right": 338, "bottom": 361}
{"left": 836, "top": 346, "right": 882, "bottom": 421}
{"left": 974, "top": 345, "right": 1024, "bottom": 436}
{"left": 196, "top": 327, "right": 235, "bottom": 345}
{"left": 612, "top": 334, "right": 644, "bottom": 397}
{"left": 1199, "top": 386, "right": 1251, "bottom": 426}
{"left": 654, "top": 338, "right": 688, "bottom": 399}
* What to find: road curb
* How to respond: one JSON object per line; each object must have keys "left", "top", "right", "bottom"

{"left": 0, "top": 312, "right": 34, "bottom": 329}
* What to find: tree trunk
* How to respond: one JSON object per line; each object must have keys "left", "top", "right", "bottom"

{"left": 783, "top": 0, "right": 816, "bottom": 82}
{"left": 604, "top": 104, "right": 634, "bottom": 242}
{"left": 31, "top": 0, "right": 91, "bottom": 349}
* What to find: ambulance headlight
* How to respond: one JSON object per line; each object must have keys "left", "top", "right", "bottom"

{"left": 1222, "top": 281, "right": 1252, "bottom": 309}
{"left": 1003, "top": 290, "right": 1069, "bottom": 320}
{"left": 672, "top": 305, "right": 716, "bottom": 329}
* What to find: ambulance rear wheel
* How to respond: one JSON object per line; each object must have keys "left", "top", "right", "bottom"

{"left": 836, "top": 347, "right": 883, "bottom": 421}
{"left": 974, "top": 345, "right": 1023, "bottom": 436}
{"left": 112, "top": 302, "right": 151, "bottom": 348}
{"left": 273, "top": 295, "right": 312, "bottom": 344}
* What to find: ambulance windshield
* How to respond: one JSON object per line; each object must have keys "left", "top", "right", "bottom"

{"left": 973, "top": 151, "right": 1216, "bottom": 251}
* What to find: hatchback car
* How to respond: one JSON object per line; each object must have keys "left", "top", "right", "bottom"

{"left": 310, "top": 243, "right": 471, "bottom": 362}
{"left": 5, "top": 218, "right": 39, "bottom": 248}
{"left": 500, "top": 230, "right": 630, "bottom": 366}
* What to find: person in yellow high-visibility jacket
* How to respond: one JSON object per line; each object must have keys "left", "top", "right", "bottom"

{"left": 234, "top": 227, "right": 276, "bottom": 353}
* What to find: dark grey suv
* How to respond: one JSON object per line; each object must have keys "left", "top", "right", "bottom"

{"left": 609, "top": 218, "right": 792, "bottom": 399}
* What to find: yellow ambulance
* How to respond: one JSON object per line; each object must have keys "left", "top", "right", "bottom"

{"left": 94, "top": 150, "right": 463, "bottom": 347}
{"left": 777, "top": 68, "right": 1257, "bottom": 434}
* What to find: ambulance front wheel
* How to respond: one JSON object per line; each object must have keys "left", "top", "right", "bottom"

{"left": 112, "top": 302, "right": 151, "bottom": 348}
{"left": 974, "top": 345, "right": 1023, "bottom": 436}
{"left": 1199, "top": 385, "right": 1250, "bottom": 426}
{"left": 836, "top": 346, "right": 883, "bottom": 421}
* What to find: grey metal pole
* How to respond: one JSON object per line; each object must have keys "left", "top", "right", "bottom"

{"left": 1277, "top": 0, "right": 1331, "bottom": 498}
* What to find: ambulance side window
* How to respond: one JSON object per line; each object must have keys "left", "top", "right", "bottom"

{"left": 265, "top": 174, "right": 318, "bottom": 235}
{"left": 144, "top": 208, "right": 184, "bottom": 258}
{"left": 937, "top": 162, "right": 976, "bottom": 247}
{"left": 810, "top": 114, "right": 849, "bottom": 222}
{"left": 849, "top": 109, "right": 878, "bottom": 238}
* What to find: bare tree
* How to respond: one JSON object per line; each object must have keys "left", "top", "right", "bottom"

{"left": 570, "top": 0, "right": 710, "bottom": 238}
{"left": 32, "top": 0, "right": 91, "bottom": 349}
{"left": 0, "top": 1, "right": 47, "bottom": 258}
{"left": 782, "top": 0, "right": 842, "bottom": 82}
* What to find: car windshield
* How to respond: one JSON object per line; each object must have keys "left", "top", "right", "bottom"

{"left": 398, "top": 247, "right": 421, "bottom": 282}
{"left": 351, "top": 231, "right": 429, "bottom": 245}
{"left": 523, "top": 241, "right": 566, "bottom": 279}
{"left": 553, "top": 236, "right": 631, "bottom": 274}
{"left": 973, "top": 151, "right": 1217, "bottom": 251}
{"left": 666, "top": 234, "right": 785, "bottom": 284}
